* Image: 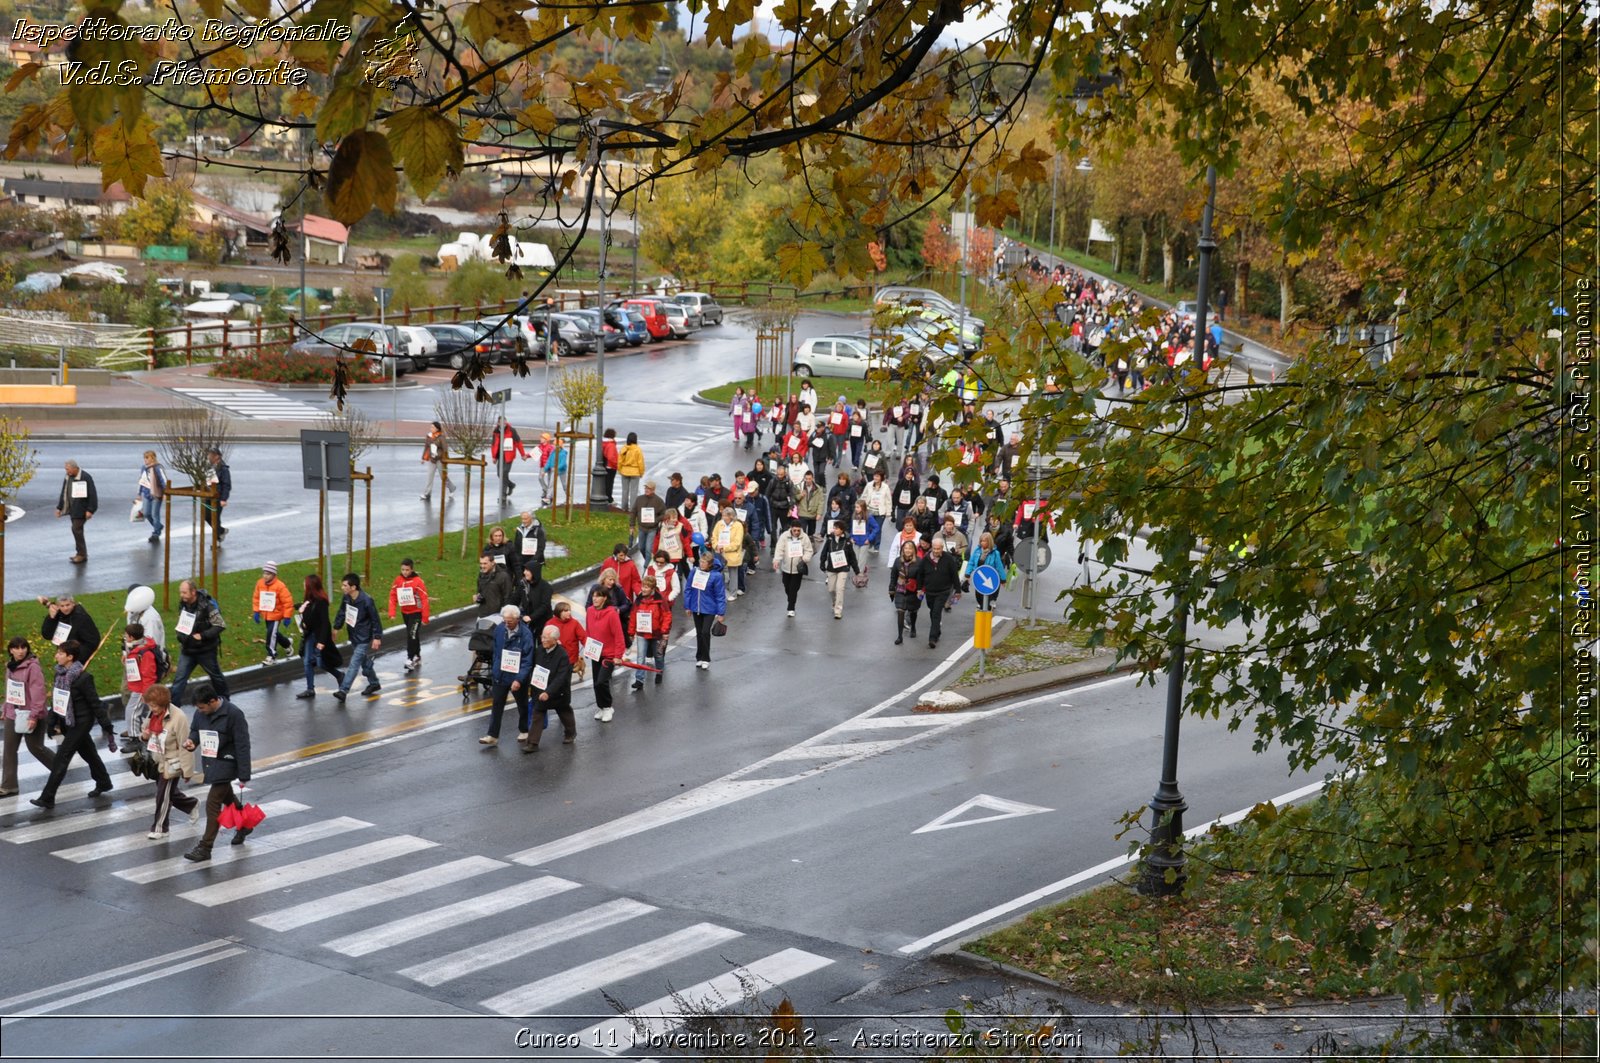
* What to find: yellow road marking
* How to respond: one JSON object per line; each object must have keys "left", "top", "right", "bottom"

{"left": 255, "top": 696, "right": 490, "bottom": 769}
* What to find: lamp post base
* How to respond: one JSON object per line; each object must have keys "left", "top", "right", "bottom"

{"left": 589, "top": 460, "right": 616, "bottom": 511}
{"left": 1138, "top": 789, "right": 1189, "bottom": 896}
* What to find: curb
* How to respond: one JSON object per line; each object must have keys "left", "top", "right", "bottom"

{"left": 689, "top": 390, "right": 728, "bottom": 410}
{"left": 936, "top": 947, "right": 1082, "bottom": 995}
{"left": 915, "top": 645, "right": 1139, "bottom": 711}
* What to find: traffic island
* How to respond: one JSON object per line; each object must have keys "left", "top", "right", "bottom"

{"left": 915, "top": 617, "right": 1127, "bottom": 710}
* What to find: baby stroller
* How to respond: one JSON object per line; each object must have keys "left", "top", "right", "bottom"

{"left": 459, "top": 621, "right": 498, "bottom": 700}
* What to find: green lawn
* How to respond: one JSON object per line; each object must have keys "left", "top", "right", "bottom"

{"left": 6, "top": 512, "right": 629, "bottom": 696}
{"left": 955, "top": 618, "right": 1098, "bottom": 686}
{"left": 968, "top": 866, "right": 1384, "bottom": 1006}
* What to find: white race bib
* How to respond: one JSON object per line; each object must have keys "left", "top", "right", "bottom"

{"left": 1010, "top": 455, "right": 1021, "bottom": 469}
{"left": 736, "top": 508, "right": 748, "bottom": 523}
{"left": 175, "top": 610, "right": 197, "bottom": 636}
{"left": 52, "top": 687, "right": 69, "bottom": 713}
{"left": 500, "top": 649, "right": 522, "bottom": 673}
{"left": 830, "top": 550, "right": 846, "bottom": 569}
{"left": 138, "top": 472, "right": 153, "bottom": 491}
{"left": 520, "top": 535, "right": 539, "bottom": 555}
{"left": 830, "top": 413, "right": 844, "bottom": 427}
{"left": 852, "top": 520, "right": 867, "bottom": 537}
{"left": 258, "top": 590, "right": 277, "bottom": 612}
{"left": 639, "top": 507, "right": 655, "bottom": 524}
{"left": 865, "top": 455, "right": 880, "bottom": 470}
{"left": 123, "top": 655, "right": 141, "bottom": 683}
{"left": 811, "top": 436, "right": 825, "bottom": 449}
{"left": 49, "top": 622, "right": 70, "bottom": 645}
{"left": 691, "top": 570, "right": 710, "bottom": 591}
{"left": 531, "top": 665, "right": 550, "bottom": 690}
{"left": 205, "top": 470, "right": 219, "bottom": 486}
{"left": 397, "top": 586, "right": 416, "bottom": 607}
{"left": 705, "top": 500, "right": 719, "bottom": 516}
{"left": 70, "top": 480, "right": 88, "bottom": 499}
{"left": 898, "top": 489, "right": 913, "bottom": 506}
{"left": 850, "top": 425, "right": 863, "bottom": 438}
{"left": 961, "top": 450, "right": 976, "bottom": 466}
{"left": 5, "top": 678, "right": 24, "bottom": 705}
{"left": 892, "top": 405, "right": 904, "bottom": 419}
{"left": 635, "top": 611, "right": 653, "bottom": 635}
{"left": 581, "top": 637, "right": 603, "bottom": 662}
{"left": 924, "top": 495, "right": 938, "bottom": 508}
{"left": 199, "top": 729, "right": 219, "bottom": 757}
{"left": 146, "top": 734, "right": 162, "bottom": 755}
{"left": 344, "top": 605, "right": 359, "bottom": 627}
{"left": 716, "top": 527, "right": 731, "bottom": 547}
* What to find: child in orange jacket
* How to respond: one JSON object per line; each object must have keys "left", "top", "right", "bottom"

{"left": 252, "top": 562, "right": 296, "bottom": 664}
{"left": 388, "top": 558, "right": 431, "bottom": 671}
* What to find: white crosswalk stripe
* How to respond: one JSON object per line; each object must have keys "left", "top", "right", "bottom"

{"left": 52, "top": 800, "right": 310, "bottom": 862}
{"left": 323, "top": 875, "right": 581, "bottom": 957}
{"left": 115, "top": 817, "right": 369, "bottom": 884}
{"left": 576, "top": 948, "right": 835, "bottom": 1048}
{"left": 3, "top": 805, "right": 147, "bottom": 843}
{"left": 251, "top": 855, "right": 505, "bottom": 932}
{"left": 0, "top": 772, "right": 140, "bottom": 818}
{"left": 171, "top": 387, "right": 327, "bottom": 421}
{"left": 177, "top": 835, "right": 437, "bottom": 907}
{"left": 399, "top": 898, "right": 657, "bottom": 987}
{"left": 480, "top": 923, "right": 745, "bottom": 1016}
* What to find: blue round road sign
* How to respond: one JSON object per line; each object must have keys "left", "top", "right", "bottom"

{"left": 971, "top": 564, "right": 1002, "bottom": 596}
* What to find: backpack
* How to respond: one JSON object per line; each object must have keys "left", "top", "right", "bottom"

{"left": 135, "top": 640, "right": 170, "bottom": 683}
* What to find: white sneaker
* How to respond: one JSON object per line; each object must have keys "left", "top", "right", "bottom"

{"left": 419, "top": 493, "right": 431, "bottom": 501}
{"left": 262, "top": 656, "right": 277, "bottom": 667}
{"left": 188, "top": 806, "right": 200, "bottom": 825}
{"left": 516, "top": 732, "right": 529, "bottom": 742}
{"left": 599, "top": 707, "right": 614, "bottom": 722}
{"left": 593, "top": 709, "right": 604, "bottom": 719}
{"left": 787, "top": 610, "right": 795, "bottom": 617}
{"left": 834, "top": 610, "right": 842, "bottom": 619}
{"left": 147, "top": 830, "right": 167, "bottom": 840}
{"left": 478, "top": 735, "right": 497, "bottom": 745}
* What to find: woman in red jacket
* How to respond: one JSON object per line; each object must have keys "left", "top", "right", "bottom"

{"left": 627, "top": 573, "right": 673, "bottom": 691}
{"left": 550, "top": 601, "right": 586, "bottom": 678}
{"left": 601, "top": 543, "right": 643, "bottom": 601}
{"left": 585, "top": 588, "right": 626, "bottom": 723}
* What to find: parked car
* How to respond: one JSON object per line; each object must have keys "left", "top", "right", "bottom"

{"left": 288, "top": 321, "right": 406, "bottom": 376}
{"left": 665, "top": 297, "right": 703, "bottom": 330}
{"left": 1174, "top": 299, "right": 1202, "bottom": 323}
{"left": 396, "top": 325, "right": 437, "bottom": 372}
{"left": 792, "top": 334, "right": 895, "bottom": 379}
{"left": 669, "top": 291, "right": 724, "bottom": 326}
{"left": 874, "top": 285, "right": 986, "bottom": 336}
{"left": 661, "top": 301, "right": 697, "bottom": 339}
{"left": 614, "top": 297, "right": 673, "bottom": 340}
{"left": 420, "top": 322, "right": 488, "bottom": 369}
{"left": 618, "top": 309, "right": 650, "bottom": 347}
{"left": 567, "top": 308, "right": 623, "bottom": 351}
{"left": 548, "top": 312, "right": 598, "bottom": 357}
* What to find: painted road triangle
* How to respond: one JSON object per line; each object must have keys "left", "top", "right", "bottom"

{"left": 912, "top": 794, "right": 1053, "bottom": 835}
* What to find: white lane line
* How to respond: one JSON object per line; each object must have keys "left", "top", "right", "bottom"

{"left": 766, "top": 740, "right": 917, "bottom": 761}
{"left": 480, "top": 923, "right": 744, "bottom": 1017}
{"left": 177, "top": 835, "right": 436, "bottom": 907}
{"left": 507, "top": 641, "right": 981, "bottom": 867}
{"left": 0, "top": 772, "right": 140, "bottom": 817}
{"left": 834, "top": 715, "right": 955, "bottom": 730}
{"left": 0, "top": 938, "right": 236, "bottom": 1012}
{"left": 896, "top": 776, "right": 1332, "bottom": 955}
{"left": 251, "top": 855, "right": 505, "bottom": 932}
{"left": 575, "top": 948, "right": 834, "bottom": 1047}
{"left": 53, "top": 800, "right": 310, "bottom": 862}
{"left": 1, "top": 946, "right": 246, "bottom": 1026}
{"left": 399, "top": 898, "right": 657, "bottom": 987}
{"left": 323, "top": 875, "right": 581, "bottom": 958}
{"left": 115, "top": 818, "right": 369, "bottom": 885}
{"left": 3, "top": 805, "right": 147, "bottom": 844}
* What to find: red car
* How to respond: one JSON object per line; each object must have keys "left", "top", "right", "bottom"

{"left": 616, "top": 298, "right": 672, "bottom": 340}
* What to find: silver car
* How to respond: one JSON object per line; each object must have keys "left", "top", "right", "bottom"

{"left": 662, "top": 302, "right": 697, "bottom": 339}
{"left": 671, "top": 291, "right": 723, "bottom": 326}
{"left": 792, "top": 334, "right": 890, "bottom": 379}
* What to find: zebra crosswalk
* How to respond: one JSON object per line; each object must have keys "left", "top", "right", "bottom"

{"left": 170, "top": 386, "right": 328, "bottom": 421}
{"left": 1, "top": 774, "right": 840, "bottom": 1047}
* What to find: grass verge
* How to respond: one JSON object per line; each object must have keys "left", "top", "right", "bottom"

{"left": 698, "top": 376, "right": 907, "bottom": 408}
{"left": 955, "top": 617, "right": 1098, "bottom": 687}
{"left": 967, "top": 865, "right": 1383, "bottom": 1007}
{"left": 6, "top": 511, "right": 629, "bottom": 696}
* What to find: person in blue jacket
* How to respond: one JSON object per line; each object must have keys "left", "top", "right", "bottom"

{"left": 962, "top": 531, "right": 1008, "bottom": 611}
{"left": 682, "top": 551, "right": 727, "bottom": 671}
{"left": 332, "top": 572, "right": 382, "bottom": 702}
{"left": 480, "top": 605, "right": 535, "bottom": 747}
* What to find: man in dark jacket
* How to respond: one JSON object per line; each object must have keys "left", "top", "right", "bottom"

{"left": 912, "top": 537, "right": 962, "bottom": 648}
{"left": 631, "top": 480, "right": 666, "bottom": 561}
{"left": 515, "top": 563, "right": 554, "bottom": 633}
{"left": 54, "top": 460, "right": 97, "bottom": 564}
{"left": 480, "top": 605, "right": 534, "bottom": 747}
{"left": 525, "top": 623, "right": 576, "bottom": 751}
{"left": 511, "top": 509, "right": 547, "bottom": 581}
{"left": 662, "top": 472, "right": 689, "bottom": 514}
{"left": 826, "top": 472, "right": 857, "bottom": 520}
{"left": 474, "top": 554, "right": 513, "bottom": 618}
{"left": 38, "top": 593, "right": 100, "bottom": 654}
{"left": 30, "top": 641, "right": 114, "bottom": 808}
{"left": 332, "top": 572, "right": 382, "bottom": 702}
{"left": 182, "top": 683, "right": 252, "bottom": 861}
{"left": 207, "top": 448, "right": 231, "bottom": 542}
{"left": 170, "top": 580, "right": 229, "bottom": 705}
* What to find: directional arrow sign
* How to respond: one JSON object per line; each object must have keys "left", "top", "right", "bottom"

{"left": 912, "top": 794, "right": 1053, "bottom": 835}
{"left": 970, "top": 564, "right": 1002, "bottom": 596}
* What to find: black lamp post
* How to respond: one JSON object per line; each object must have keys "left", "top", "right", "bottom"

{"left": 1138, "top": 163, "right": 1216, "bottom": 897}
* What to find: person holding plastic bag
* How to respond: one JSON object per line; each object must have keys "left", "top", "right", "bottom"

{"left": 1, "top": 636, "right": 53, "bottom": 796}
{"left": 684, "top": 552, "right": 727, "bottom": 671}
{"left": 30, "top": 640, "right": 114, "bottom": 809}
{"left": 138, "top": 684, "right": 197, "bottom": 839}
{"left": 181, "top": 683, "right": 252, "bottom": 862}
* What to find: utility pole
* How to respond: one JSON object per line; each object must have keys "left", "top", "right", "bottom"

{"left": 1047, "top": 153, "right": 1060, "bottom": 254}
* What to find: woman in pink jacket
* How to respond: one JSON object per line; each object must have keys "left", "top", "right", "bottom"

{"left": 2, "top": 636, "right": 54, "bottom": 795}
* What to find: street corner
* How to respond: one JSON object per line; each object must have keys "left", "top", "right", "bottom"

{"left": 914, "top": 689, "right": 972, "bottom": 713}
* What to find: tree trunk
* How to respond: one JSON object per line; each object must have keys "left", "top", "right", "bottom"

{"left": 1111, "top": 220, "right": 1125, "bottom": 272}
{"left": 1235, "top": 260, "right": 1250, "bottom": 320}
{"left": 1137, "top": 221, "right": 1151, "bottom": 283}
{"left": 1278, "top": 253, "right": 1295, "bottom": 335}
{"left": 1161, "top": 236, "right": 1177, "bottom": 292}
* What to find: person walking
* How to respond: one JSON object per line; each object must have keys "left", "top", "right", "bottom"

{"left": 631, "top": 480, "right": 665, "bottom": 561}
{"left": 819, "top": 520, "right": 860, "bottom": 620}
{"left": 511, "top": 510, "right": 547, "bottom": 581}
{"left": 628, "top": 573, "right": 672, "bottom": 691}
{"left": 513, "top": 562, "right": 553, "bottom": 634}
{"left": 54, "top": 460, "right": 97, "bottom": 564}
{"left": 963, "top": 531, "right": 1007, "bottom": 610}
{"left": 601, "top": 543, "right": 643, "bottom": 602}
{"left": 331, "top": 573, "right": 382, "bottom": 702}
{"left": 252, "top": 562, "right": 297, "bottom": 665}
{"left": 585, "top": 587, "right": 626, "bottom": 722}
{"left": 473, "top": 554, "right": 514, "bottom": 620}
{"left": 420, "top": 421, "right": 453, "bottom": 501}
{"left": 138, "top": 684, "right": 198, "bottom": 839}
{"left": 617, "top": 432, "right": 646, "bottom": 512}
{"left": 711, "top": 506, "right": 747, "bottom": 599}
{"left": 480, "top": 525, "right": 513, "bottom": 569}
{"left": 646, "top": 549, "right": 679, "bottom": 607}
{"left": 136, "top": 450, "right": 166, "bottom": 544}
{"left": 479, "top": 605, "right": 534, "bottom": 748}
{"left": 550, "top": 601, "right": 586, "bottom": 681}
{"left": 889, "top": 540, "right": 923, "bottom": 646}
{"left": 295, "top": 573, "right": 344, "bottom": 700}
{"left": 119, "top": 622, "right": 161, "bottom": 752}
{"left": 684, "top": 553, "right": 727, "bottom": 671}
{"left": 491, "top": 417, "right": 529, "bottom": 503}
{"left": 39, "top": 593, "right": 101, "bottom": 654}
{"left": 523, "top": 625, "right": 576, "bottom": 751}
{"left": 932, "top": 516, "right": 970, "bottom": 610}
{"left": 656, "top": 508, "right": 687, "bottom": 584}
{"left": 795, "top": 471, "right": 824, "bottom": 540}
{"left": 205, "top": 448, "right": 231, "bottom": 543}
{"left": 772, "top": 521, "right": 810, "bottom": 617}
{"left": 169, "top": 580, "right": 229, "bottom": 705}
{"left": 540, "top": 437, "right": 568, "bottom": 508}
{"left": 387, "top": 559, "right": 431, "bottom": 672}
{"left": 729, "top": 387, "right": 751, "bottom": 445}
{"left": 850, "top": 499, "right": 881, "bottom": 555}
{"left": 30, "top": 641, "right": 114, "bottom": 809}
{"left": 912, "top": 537, "right": 962, "bottom": 648}
{"left": 1, "top": 637, "right": 54, "bottom": 796}
{"left": 125, "top": 586, "right": 164, "bottom": 655}
{"left": 181, "top": 684, "right": 252, "bottom": 862}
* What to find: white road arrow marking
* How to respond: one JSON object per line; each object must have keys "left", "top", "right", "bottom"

{"left": 912, "top": 794, "right": 1054, "bottom": 835}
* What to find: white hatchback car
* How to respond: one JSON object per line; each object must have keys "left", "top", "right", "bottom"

{"left": 792, "top": 334, "right": 889, "bottom": 378}
{"left": 396, "top": 325, "right": 437, "bottom": 372}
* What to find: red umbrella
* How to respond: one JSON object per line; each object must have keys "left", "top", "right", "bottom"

{"left": 612, "top": 659, "right": 662, "bottom": 673}
{"left": 218, "top": 803, "right": 243, "bottom": 830}
{"left": 238, "top": 802, "right": 267, "bottom": 829}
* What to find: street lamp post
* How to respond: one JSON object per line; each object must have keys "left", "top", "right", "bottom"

{"left": 1137, "top": 163, "right": 1216, "bottom": 898}
{"left": 588, "top": 129, "right": 615, "bottom": 510}
{"left": 1047, "top": 153, "right": 1059, "bottom": 255}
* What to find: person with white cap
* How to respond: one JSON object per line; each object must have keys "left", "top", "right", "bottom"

{"left": 251, "top": 562, "right": 296, "bottom": 666}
